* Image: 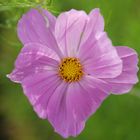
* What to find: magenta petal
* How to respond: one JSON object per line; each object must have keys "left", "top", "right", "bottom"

{"left": 82, "top": 76, "right": 112, "bottom": 94}
{"left": 81, "top": 32, "right": 122, "bottom": 78}
{"left": 47, "top": 78, "right": 108, "bottom": 138}
{"left": 17, "top": 8, "right": 62, "bottom": 57}
{"left": 42, "top": 9, "right": 56, "bottom": 33}
{"left": 55, "top": 9, "right": 88, "bottom": 57}
{"left": 22, "top": 72, "right": 61, "bottom": 119}
{"left": 89, "top": 8, "right": 104, "bottom": 33}
{"left": 8, "top": 43, "right": 59, "bottom": 83}
{"left": 104, "top": 46, "right": 139, "bottom": 94}
{"left": 55, "top": 8, "right": 104, "bottom": 57}
{"left": 79, "top": 8, "right": 104, "bottom": 46}
{"left": 67, "top": 81, "right": 108, "bottom": 121}
{"left": 47, "top": 82, "right": 79, "bottom": 138}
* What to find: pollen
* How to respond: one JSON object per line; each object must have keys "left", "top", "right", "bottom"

{"left": 59, "top": 58, "right": 84, "bottom": 82}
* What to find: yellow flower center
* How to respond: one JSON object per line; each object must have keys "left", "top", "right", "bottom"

{"left": 59, "top": 58, "right": 84, "bottom": 82}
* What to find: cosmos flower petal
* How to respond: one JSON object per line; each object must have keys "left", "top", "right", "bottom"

{"left": 47, "top": 79, "right": 108, "bottom": 138}
{"left": 104, "top": 46, "right": 139, "bottom": 94}
{"left": 47, "top": 82, "right": 84, "bottom": 138}
{"left": 21, "top": 72, "right": 61, "bottom": 119}
{"left": 79, "top": 8, "right": 104, "bottom": 46}
{"left": 66, "top": 81, "right": 108, "bottom": 122}
{"left": 8, "top": 43, "right": 59, "bottom": 83}
{"left": 82, "top": 32, "right": 122, "bottom": 78}
{"left": 17, "top": 8, "right": 62, "bottom": 57}
{"left": 55, "top": 9, "right": 88, "bottom": 57}
{"left": 47, "top": 82, "right": 74, "bottom": 138}
{"left": 83, "top": 76, "right": 112, "bottom": 94}
{"left": 41, "top": 8, "right": 56, "bottom": 33}
{"left": 89, "top": 8, "right": 104, "bottom": 33}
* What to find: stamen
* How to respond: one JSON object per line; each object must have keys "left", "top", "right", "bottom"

{"left": 58, "top": 58, "right": 84, "bottom": 82}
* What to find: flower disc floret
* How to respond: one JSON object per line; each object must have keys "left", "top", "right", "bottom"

{"left": 59, "top": 58, "right": 83, "bottom": 82}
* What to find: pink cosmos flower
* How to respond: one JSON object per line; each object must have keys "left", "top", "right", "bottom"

{"left": 8, "top": 8, "right": 138, "bottom": 138}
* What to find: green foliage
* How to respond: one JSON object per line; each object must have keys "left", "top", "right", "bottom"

{"left": 0, "top": 0, "right": 140, "bottom": 140}
{"left": 0, "top": 0, "right": 52, "bottom": 9}
{"left": 0, "top": 0, "right": 59, "bottom": 29}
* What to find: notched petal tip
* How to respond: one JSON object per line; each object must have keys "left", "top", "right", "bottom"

{"left": 6, "top": 73, "right": 20, "bottom": 83}
{"left": 53, "top": 121, "right": 85, "bottom": 138}
{"left": 6, "top": 74, "right": 10, "bottom": 78}
{"left": 92, "top": 8, "right": 100, "bottom": 12}
{"left": 89, "top": 8, "right": 101, "bottom": 16}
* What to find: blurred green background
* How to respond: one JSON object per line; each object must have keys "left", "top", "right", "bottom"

{"left": 0, "top": 0, "right": 140, "bottom": 140}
